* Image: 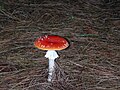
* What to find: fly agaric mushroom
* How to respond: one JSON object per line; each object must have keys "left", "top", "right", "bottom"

{"left": 34, "top": 35, "right": 69, "bottom": 82}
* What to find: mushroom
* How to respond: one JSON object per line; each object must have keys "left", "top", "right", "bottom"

{"left": 34, "top": 35, "right": 69, "bottom": 82}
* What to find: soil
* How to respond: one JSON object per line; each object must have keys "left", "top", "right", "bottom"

{"left": 0, "top": 0, "right": 120, "bottom": 90}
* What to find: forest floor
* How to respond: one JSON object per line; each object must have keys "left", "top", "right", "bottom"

{"left": 0, "top": 0, "right": 120, "bottom": 90}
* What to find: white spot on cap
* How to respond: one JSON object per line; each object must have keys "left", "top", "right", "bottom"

{"left": 45, "top": 35, "right": 48, "bottom": 38}
{"left": 50, "top": 43, "right": 53, "bottom": 45}
{"left": 41, "top": 45, "right": 45, "bottom": 48}
{"left": 38, "top": 40, "right": 41, "bottom": 43}
{"left": 62, "top": 40, "right": 65, "bottom": 43}
{"left": 47, "top": 45, "right": 50, "bottom": 48}
{"left": 64, "top": 43, "right": 67, "bottom": 47}
{"left": 41, "top": 38, "right": 44, "bottom": 40}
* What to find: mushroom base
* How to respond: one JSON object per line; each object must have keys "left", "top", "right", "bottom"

{"left": 48, "top": 59, "right": 55, "bottom": 82}
{"left": 45, "top": 50, "right": 59, "bottom": 82}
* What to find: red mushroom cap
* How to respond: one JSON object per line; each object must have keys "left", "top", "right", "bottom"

{"left": 34, "top": 35, "right": 69, "bottom": 50}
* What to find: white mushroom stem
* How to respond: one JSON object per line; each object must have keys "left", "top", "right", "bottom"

{"left": 45, "top": 50, "right": 59, "bottom": 82}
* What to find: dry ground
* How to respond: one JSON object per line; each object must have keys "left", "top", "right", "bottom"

{"left": 0, "top": 0, "right": 120, "bottom": 90}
